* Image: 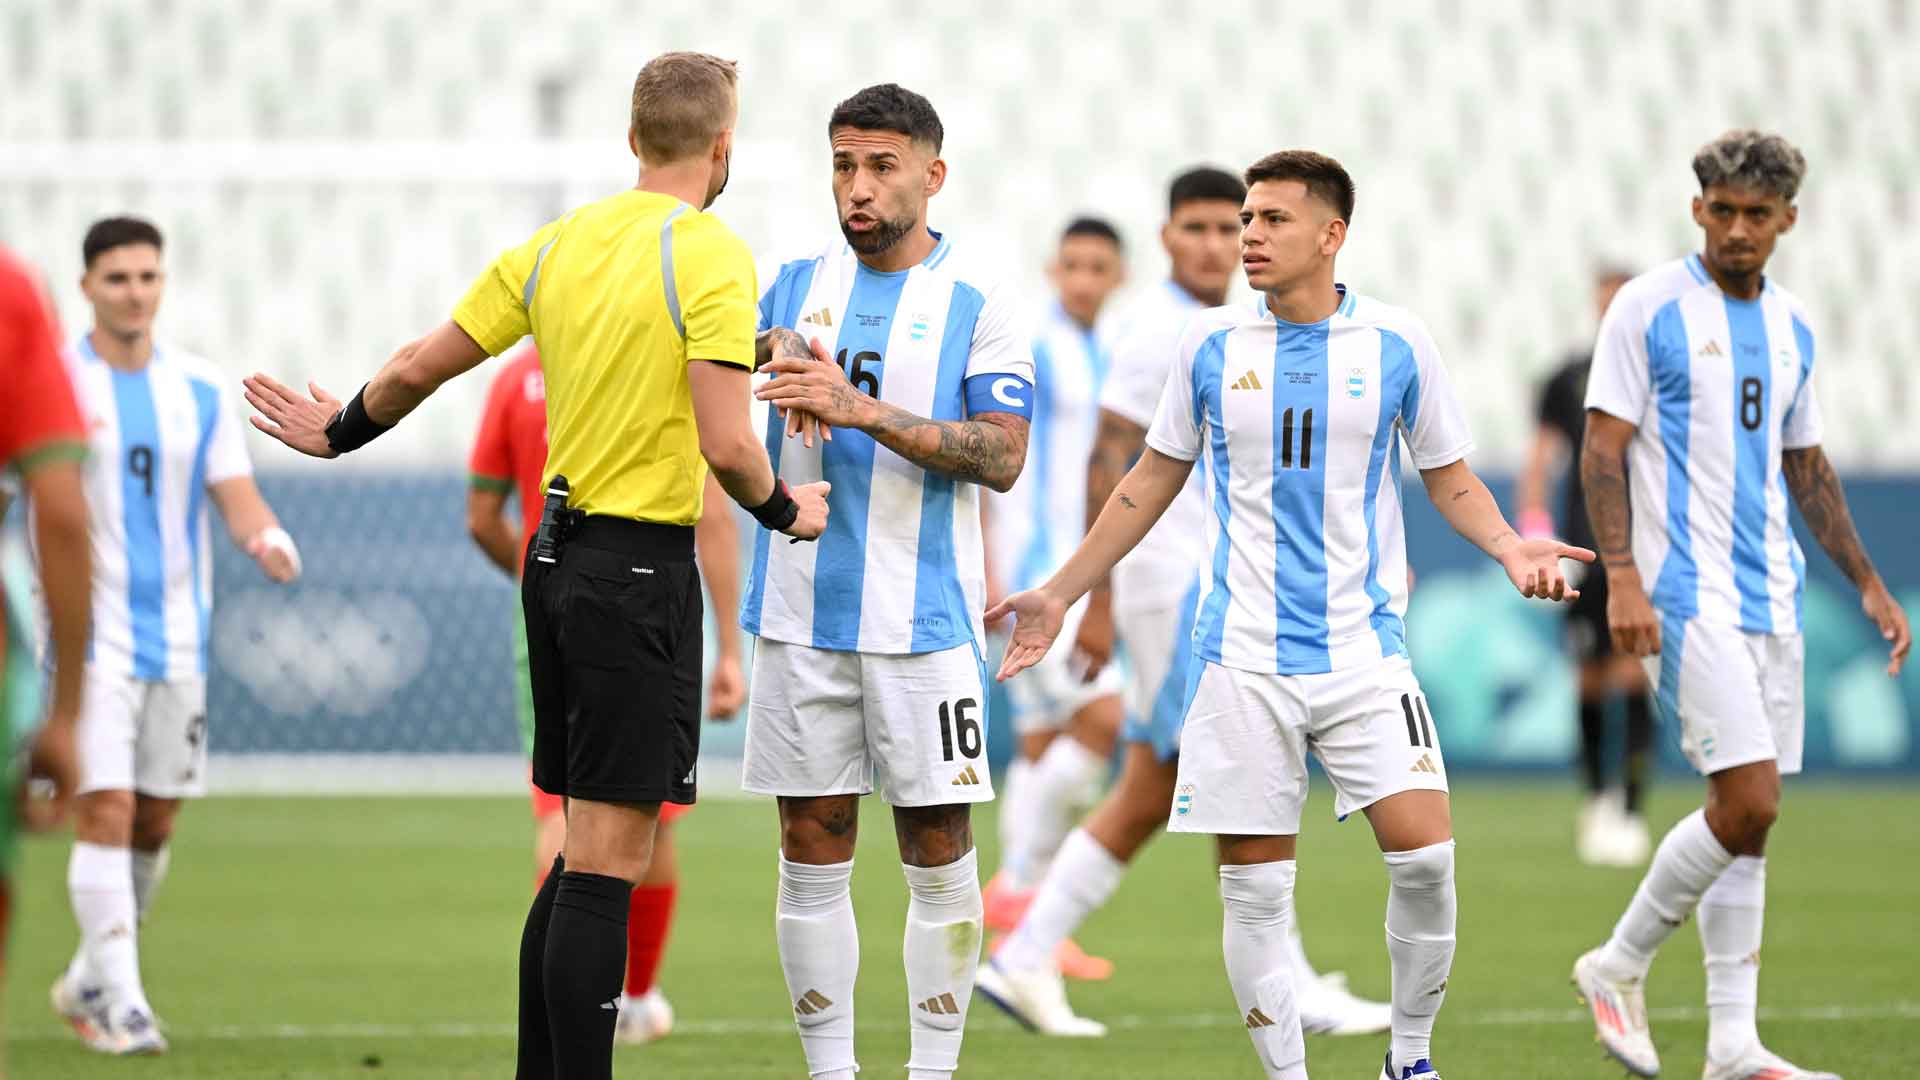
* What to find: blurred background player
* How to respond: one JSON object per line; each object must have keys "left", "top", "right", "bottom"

{"left": 983, "top": 215, "right": 1127, "bottom": 982}
{"left": 0, "top": 245, "right": 92, "bottom": 1006}
{"left": 46, "top": 217, "right": 302, "bottom": 1056}
{"left": 990, "top": 151, "right": 1594, "bottom": 1080}
{"left": 745, "top": 83, "right": 1034, "bottom": 1080}
{"left": 465, "top": 343, "right": 749, "bottom": 1044}
{"left": 1573, "top": 130, "right": 1910, "bottom": 1080}
{"left": 980, "top": 166, "right": 1391, "bottom": 1038}
{"left": 1515, "top": 266, "right": 1656, "bottom": 867}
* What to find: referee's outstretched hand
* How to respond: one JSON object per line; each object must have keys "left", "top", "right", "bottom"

{"left": 244, "top": 374, "right": 343, "bottom": 459}
{"left": 987, "top": 587, "right": 1068, "bottom": 681}
{"left": 780, "top": 480, "right": 832, "bottom": 541}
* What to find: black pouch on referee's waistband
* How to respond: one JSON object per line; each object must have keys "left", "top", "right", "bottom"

{"left": 531, "top": 475, "right": 585, "bottom": 565}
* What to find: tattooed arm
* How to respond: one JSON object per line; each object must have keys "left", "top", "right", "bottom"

{"left": 1783, "top": 444, "right": 1910, "bottom": 674}
{"left": 1581, "top": 409, "right": 1663, "bottom": 655}
{"left": 753, "top": 351, "right": 1031, "bottom": 491}
{"left": 865, "top": 406, "right": 1030, "bottom": 493}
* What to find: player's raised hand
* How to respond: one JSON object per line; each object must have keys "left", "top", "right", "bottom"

{"left": 770, "top": 333, "right": 836, "bottom": 448}
{"left": 244, "top": 375, "right": 342, "bottom": 459}
{"left": 780, "top": 480, "right": 832, "bottom": 541}
{"left": 1860, "top": 579, "right": 1911, "bottom": 676}
{"left": 757, "top": 339, "right": 873, "bottom": 431}
{"left": 1497, "top": 536, "right": 1594, "bottom": 603}
{"left": 987, "top": 588, "right": 1069, "bottom": 681}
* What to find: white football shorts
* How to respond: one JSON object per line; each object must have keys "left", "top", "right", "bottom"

{"left": 744, "top": 638, "right": 995, "bottom": 807}
{"left": 1168, "top": 654, "right": 1447, "bottom": 837}
{"left": 77, "top": 665, "right": 209, "bottom": 798}
{"left": 1115, "top": 579, "right": 1201, "bottom": 762}
{"left": 1003, "top": 597, "right": 1125, "bottom": 736}
{"left": 1643, "top": 615, "right": 1804, "bottom": 776}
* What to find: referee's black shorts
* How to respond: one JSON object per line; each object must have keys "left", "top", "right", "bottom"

{"left": 522, "top": 516, "right": 701, "bottom": 805}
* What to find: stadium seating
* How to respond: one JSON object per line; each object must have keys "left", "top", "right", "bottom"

{"left": 4, "top": 0, "right": 1916, "bottom": 467}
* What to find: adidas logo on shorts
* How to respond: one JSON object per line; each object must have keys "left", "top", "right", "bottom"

{"left": 951, "top": 765, "right": 982, "bottom": 786}
{"left": 1410, "top": 753, "right": 1441, "bottom": 775}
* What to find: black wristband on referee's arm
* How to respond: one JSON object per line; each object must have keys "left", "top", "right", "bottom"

{"left": 747, "top": 478, "right": 800, "bottom": 533}
{"left": 323, "top": 384, "right": 393, "bottom": 454}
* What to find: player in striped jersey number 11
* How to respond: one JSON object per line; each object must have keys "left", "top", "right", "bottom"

{"left": 991, "top": 150, "right": 1592, "bottom": 1080}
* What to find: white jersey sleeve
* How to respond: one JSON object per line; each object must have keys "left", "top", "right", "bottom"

{"left": 960, "top": 279, "right": 1036, "bottom": 418}
{"left": 1585, "top": 286, "right": 1652, "bottom": 424}
{"left": 204, "top": 380, "right": 254, "bottom": 484}
{"left": 1780, "top": 302, "right": 1823, "bottom": 450}
{"left": 1398, "top": 317, "right": 1475, "bottom": 468}
{"left": 1101, "top": 318, "right": 1178, "bottom": 429}
{"left": 1143, "top": 319, "right": 1210, "bottom": 463}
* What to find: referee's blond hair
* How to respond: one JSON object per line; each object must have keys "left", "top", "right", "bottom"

{"left": 629, "top": 52, "right": 739, "bottom": 166}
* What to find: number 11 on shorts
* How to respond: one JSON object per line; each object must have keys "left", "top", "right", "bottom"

{"left": 938, "top": 698, "right": 982, "bottom": 761}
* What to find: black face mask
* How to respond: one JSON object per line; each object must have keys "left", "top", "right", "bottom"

{"left": 707, "top": 146, "right": 732, "bottom": 207}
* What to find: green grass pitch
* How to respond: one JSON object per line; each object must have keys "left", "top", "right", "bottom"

{"left": 5, "top": 782, "right": 1914, "bottom": 1077}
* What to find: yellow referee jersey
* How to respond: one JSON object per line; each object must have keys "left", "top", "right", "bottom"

{"left": 453, "top": 189, "right": 757, "bottom": 526}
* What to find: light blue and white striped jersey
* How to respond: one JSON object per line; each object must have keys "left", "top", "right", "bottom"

{"left": 65, "top": 335, "right": 253, "bottom": 680}
{"left": 1145, "top": 288, "right": 1474, "bottom": 675}
{"left": 1585, "top": 254, "right": 1822, "bottom": 633}
{"left": 990, "top": 302, "right": 1107, "bottom": 592}
{"left": 743, "top": 235, "right": 1037, "bottom": 654}
{"left": 1100, "top": 280, "right": 1212, "bottom": 613}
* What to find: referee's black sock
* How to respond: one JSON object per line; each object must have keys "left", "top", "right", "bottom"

{"left": 515, "top": 854, "right": 564, "bottom": 1080}
{"left": 544, "top": 870, "right": 632, "bottom": 1080}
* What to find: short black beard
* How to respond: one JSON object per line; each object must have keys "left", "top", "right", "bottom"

{"left": 841, "top": 213, "right": 916, "bottom": 256}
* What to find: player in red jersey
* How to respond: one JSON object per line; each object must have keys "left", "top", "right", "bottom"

{"left": 0, "top": 246, "right": 93, "bottom": 995}
{"left": 467, "top": 343, "right": 746, "bottom": 1044}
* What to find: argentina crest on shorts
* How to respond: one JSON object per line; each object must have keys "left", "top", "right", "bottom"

{"left": 1174, "top": 783, "right": 1195, "bottom": 816}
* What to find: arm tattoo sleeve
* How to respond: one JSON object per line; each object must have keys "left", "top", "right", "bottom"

{"left": 1782, "top": 446, "right": 1879, "bottom": 587}
{"left": 1086, "top": 412, "right": 1146, "bottom": 532}
{"left": 866, "top": 405, "right": 1029, "bottom": 492}
{"left": 1580, "top": 441, "right": 1637, "bottom": 571}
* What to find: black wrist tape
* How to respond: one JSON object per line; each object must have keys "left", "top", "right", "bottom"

{"left": 748, "top": 478, "right": 799, "bottom": 532}
{"left": 324, "top": 385, "right": 393, "bottom": 454}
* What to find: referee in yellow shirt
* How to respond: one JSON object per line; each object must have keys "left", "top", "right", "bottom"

{"left": 244, "top": 51, "right": 829, "bottom": 1080}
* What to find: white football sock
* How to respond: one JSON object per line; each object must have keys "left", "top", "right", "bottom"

{"left": 133, "top": 845, "right": 171, "bottom": 921}
{"left": 902, "top": 849, "right": 982, "bottom": 1080}
{"left": 69, "top": 842, "right": 150, "bottom": 1011}
{"left": 996, "top": 757, "right": 1033, "bottom": 887}
{"left": 1699, "top": 855, "right": 1765, "bottom": 1063}
{"left": 1006, "top": 736, "right": 1106, "bottom": 890}
{"left": 1384, "top": 840, "right": 1456, "bottom": 1068}
{"left": 776, "top": 856, "right": 858, "bottom": 1079}
{"left": 997, "top": 828, "right": 1125, "bottom": 974}
{"left": 1219, "top": 860, "right": 1307, "bottom": 1080}
{"left": 1600, "top": 808, "right": 1734, "bottom": 978}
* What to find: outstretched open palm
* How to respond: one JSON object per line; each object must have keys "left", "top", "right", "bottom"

{"left": 1499, "top": 537, "right": 1596, "bottom": 602}
{"left": 985, "top": 588, "right": 1069, "bottom": 681}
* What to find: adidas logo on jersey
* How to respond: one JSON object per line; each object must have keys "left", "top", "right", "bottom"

{"left": 1410, "top": 754, "right": 1441, "bottom": 775}
{"left": 916, "top": 993, "right": 962, "bottom": 1015}
{"left": 1244, "top": 1006, "right": 1277, "bottom": 1028}
{"left": 802, "top": 307, "right": 834, "bottom": 327}
{"left": 794, "top": 989, "right": 834, "bottom": 1015}
{"left": 951, "top": 765, "right": 983, "bottom": 786}
{"left": 1230, "top": 370, "right": 1264, "bottom": 391}
{"left": 1697, "top": 339, "right": 1724, "bottom": 358}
